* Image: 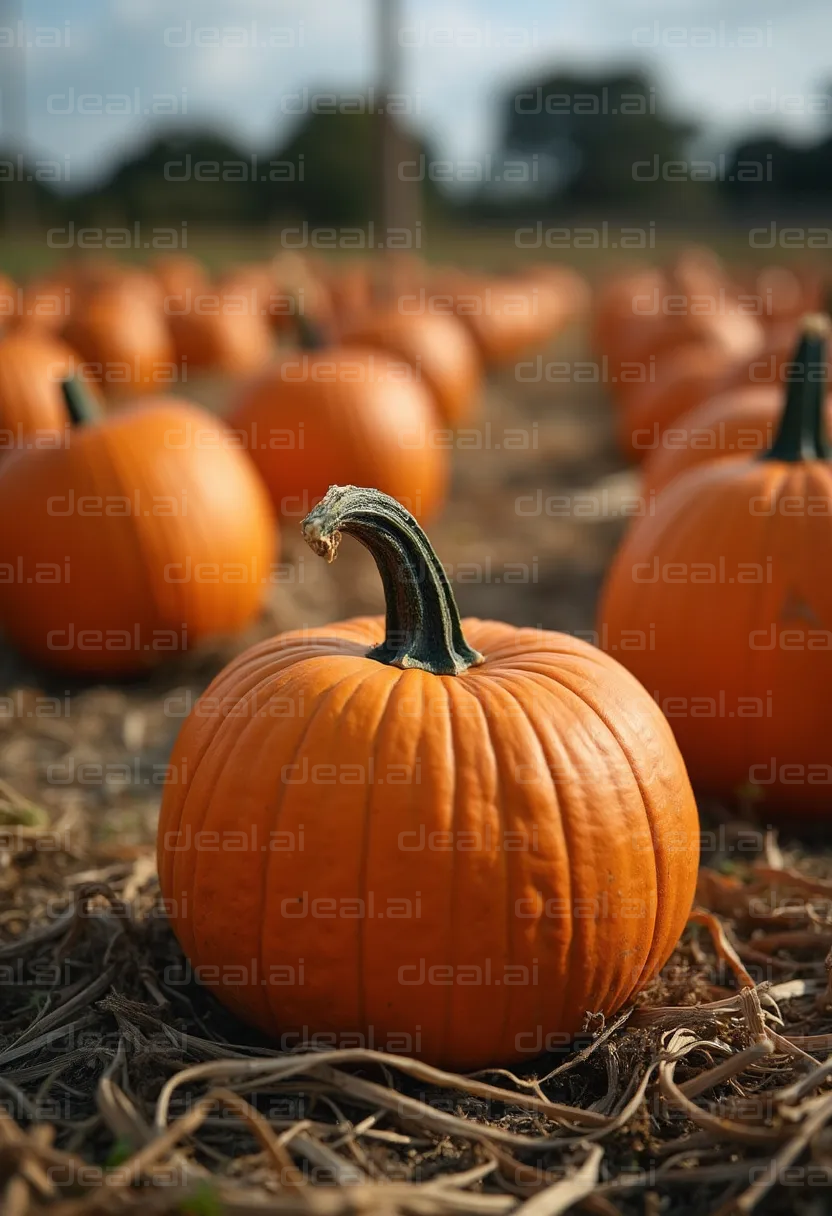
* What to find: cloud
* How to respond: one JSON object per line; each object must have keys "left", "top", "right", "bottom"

{"left": 15, "top": 0, "right": 831, "bottom": 187}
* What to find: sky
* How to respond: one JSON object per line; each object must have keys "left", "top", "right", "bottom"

{"left": 8, "top": 0, "right": 832, "bottom": 190}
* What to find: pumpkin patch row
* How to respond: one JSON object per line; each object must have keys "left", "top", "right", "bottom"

{"left": 15, "top": 241, "right": 822, "bottom": 1070}
{"left": 596, "top": 304, "right": 832, "bottom": 815}
{"left": 592, "top": 247, "right": 822, "bottom": 461}
{"left": 1, "top": 251, "right": 589, "bottom": 396}
{"left": 153, "top": 267, "right": 832, "bottom": 1068}
{"left": 0, "top": 250, "right": 589, "bottom": 676}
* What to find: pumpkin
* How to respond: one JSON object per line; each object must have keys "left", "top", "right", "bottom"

{"left": 597, "top": 251, "right": 763, "bottom": 405}
{"left": 526, "top": 264, "right": 592, "bottom": 319}
{"left": 753, "top": 266, "right": 808, "bottom": 325}
{"left": 9, "top": 274, "right": 70, "bottom": 335}
{"left": 217, "top": 264, "right": 275, "bottom": 312}
{"left": 599, "top": 314, "right": 832, "bottom": 813}
{"left": 592, "top": 266, "right": 665, "bottom": 364}
{"left": 157, "top": 484, "right": 699, "bottom": 1069}
{"left": 326, "top": 260, "right": 375, "bottom": 330}
{"left": 151, "top": 253, "right": 210, "bottom": 300}
{"left": 63, "top": 283, "right": 175, "bottom": 399}
{"left": 329, "top": 251, "right": 429, "bottom": 326}
{"left": 0, "top": 331, "right": 103, "bottom": 456}
{"left": 740, "top": 320, "right": 802, "bottom": 387}
{"left": 641, "top": 381, "right": 832, "bottom": 500}
{"left": 616, "top": 341, "right": 742, "bottom": 462}
{"left": 226, "top": 347, "right": 447, "bottom": 520}
{"left": 0, "top": 381, "right": 276, "bottom": 674}
{"left": 622, "top": 320, "right": 824, "bottom": 465}
{"left": 63, "top": 258, "right": 165, "bottom": 310}
{"left": 339, "top": 309, "right": 482, "bottom": 425}
{"left": 429, "top": 271, "right": 571, "bottom": 366}
{"left": 0, "top": 273, "right": 17, "bottom": 331}
{"left": 166, "top": 274, "right": 273, "bottom": 377}
{"left": 267, "top": 251, "right": 335, "bottom": 339}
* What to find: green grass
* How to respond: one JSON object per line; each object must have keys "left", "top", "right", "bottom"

{"left": 2, "top": 222, "right": 830, "bottom": 281}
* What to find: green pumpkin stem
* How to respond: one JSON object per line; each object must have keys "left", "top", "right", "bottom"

{"left": 61, "top": 377, "right": 101, "bottom": 427}
{"left": 295, "top": 310, "right": 329, "bottom": 351}
{"left": 301, "top": 485, "right": 483, "bottom": 676}
{"left": 762, "top": 314, "right": 830, "bottom": 462}
{"left": 283, "top": 282, "right": 330, "bottom": 350}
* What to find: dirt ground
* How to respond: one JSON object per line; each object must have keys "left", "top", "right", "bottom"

{"left": 2, "top": 308, "right": 832, "bottom": 1215}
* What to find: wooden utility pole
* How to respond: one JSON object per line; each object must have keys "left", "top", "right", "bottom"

{"left": 376, "top": 0, "right": 420, "bottom": 241}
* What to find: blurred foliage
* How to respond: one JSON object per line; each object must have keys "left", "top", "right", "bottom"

{"left": 1, "top": 68, "right": 831, "bottom": 236}
{"left": 501, "top": 70, "right": 697, "bottom": 205}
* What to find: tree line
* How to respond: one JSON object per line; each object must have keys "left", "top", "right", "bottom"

{"left": 2, "top": 68, "right": 831, "bottom": 233}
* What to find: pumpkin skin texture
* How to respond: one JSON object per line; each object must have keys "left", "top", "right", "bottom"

{"left": 340, "top": 310, "right": 482, "bottom": 425}
{"left": 600, "top": 318, "right": 832, "bottom": 814}
{"left": 0, "top": 395, "right": 276, "bottom": 675}
{"left": 157, "top": 485, "right": 699, "bottom": 1070}
{"left": 641, "top": 387, "right": 832, "bottom": 498}
{"left": 0, "top": 332, "right": 102, "bottom": 456}
{"left": 226, "top": 349, "right": 447, "bottom": 521}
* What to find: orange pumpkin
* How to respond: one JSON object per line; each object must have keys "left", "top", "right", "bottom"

{"left": 157, "top": 484, "right": 699, "bottom": 1068}
{"left": 741, "top": 320, "right": 801, "bottom": 387}
{"left": 0, "top": 383, "right": 276, "bottom": 674}
{"left": 597, "top": 250, "right": 763, "bottom": 404}
{"left": 227, "top": 347, "right": 447, "bottom": 520}
{"left": 641, "top": 382, "right": 832, "bottom": 498}
{"left": 599, "top": 314, "right": 832, "bottom": 813}
{"left": 617, "top": 341, "right": 746, "bottom": 462}
{"left": 619, "top": 318, "right": 818, "bottom": 463}
{"left": 753, "top": 266, "right": 807, "bottom": 325}
{"left": 9, "top": 274, "right": 71, "bottom": 335}
{"left": 151, "top": 253, "right": 210, "bottom": 300}
{"left": 0, "top": 273, "right": 17, "bottom": 331}
{"left": 428, "top": 272, "right": 570, "bottom": 366}
{"left": 526, "top": 264, "right": 591, "bottom": 318}
{"left": 326, "top": 261, "right": 375, "bottom": 329}
{"left": 63, "top": 258, "right": 165, "bottom": 310}
{"left": 166, "top": 275, "right": 273, "bottom": 377}
{"left": 325, "top": 251, "right": 429, "bottom": 328}
{"left": 63, "top": 283, "right": 175, "bottom": 399}
{"left": 0, "top": 331, "right": 102, "bottom": 457}
{"left": 592, "top": 266, "right": 665, "bottom": 364}
{"left": 267, "top": 252, "right": 335, "bottom": 339}
{"left": 339, "top": 309, "right": 482, "bottom": 425}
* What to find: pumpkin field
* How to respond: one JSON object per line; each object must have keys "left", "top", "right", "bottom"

{"left": 0, "top": 236, "right": 832, "bottom": 1216}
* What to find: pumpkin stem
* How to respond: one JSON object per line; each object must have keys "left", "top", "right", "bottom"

{"left": 762, "top": 314, "right": 830, "bottom": 462}
{"left": 61, "top": 377, "right": 101, "bottom": 426}
{"left": 295, "top": 310, "right": 329, "bottom": 351}
{"left": 301, "top": 485, "right": 483, "bottom": 676}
